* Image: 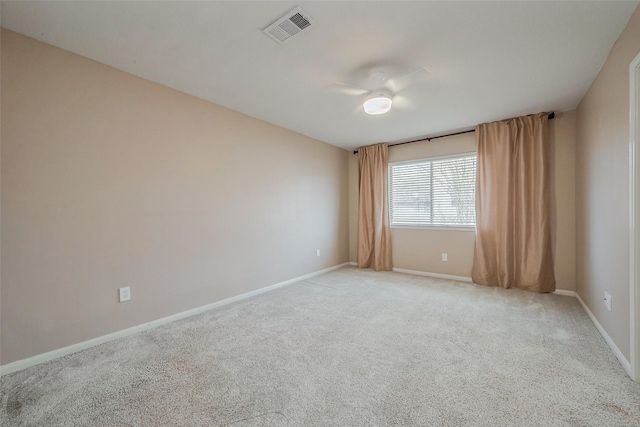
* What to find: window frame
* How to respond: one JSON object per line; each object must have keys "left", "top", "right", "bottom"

{"left": 388, "top": 152, "right": 477, "bottom": 231}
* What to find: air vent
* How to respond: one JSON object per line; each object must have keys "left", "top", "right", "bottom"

{"left": 263, "top": 7, "right": 315, "bottom": 45}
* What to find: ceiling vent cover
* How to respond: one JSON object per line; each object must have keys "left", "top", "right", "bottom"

{"left": 263, "top": 7, "right": 315, "bottom": 45}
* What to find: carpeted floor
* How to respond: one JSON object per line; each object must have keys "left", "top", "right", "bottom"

{"left": 2, "top": 267, "right": 640, "bottom": 426}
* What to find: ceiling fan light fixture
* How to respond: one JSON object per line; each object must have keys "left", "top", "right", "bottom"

{"left": 363, "top": 93, "right": 393, "bottom": 115}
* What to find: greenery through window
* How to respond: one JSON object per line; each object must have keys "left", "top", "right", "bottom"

{"left": 389, "top": 153, "right": 476, "bottom": 228}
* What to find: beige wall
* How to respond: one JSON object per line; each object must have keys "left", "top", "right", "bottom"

{"left": 550, "top": 110, "right": 577, "bottom": 292}
{"left": 348, "top": 112, "right": 577, "bottom": 291}
{"left": 576, "top": 6, "right": 640, "bottom": 361}
{"left": 0, "top": 30, "right": 350, "bottom": 365}
{"left": 387, "top": 133, "right": 477, "bottom": 278}
{"left": 348, "top": 154, "right": 359, "bottom": 263}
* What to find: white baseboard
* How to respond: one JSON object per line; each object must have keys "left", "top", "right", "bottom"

{"left": 0, "top": 262, "right": 350, "bottom": 376}
{"left": 7, "top": 262, "right": 629, "bottom": 380}
{"left": 392, "top": 267, "right": 473, "bottom": 283}
{"left": 348, "top": 262, "right": 472, "bottom": 282}
{"left": 575, "top": 293, "right": 632, "bottom": 376}
{"left": 553, "top": 289, "right": 576, "bottom": 297}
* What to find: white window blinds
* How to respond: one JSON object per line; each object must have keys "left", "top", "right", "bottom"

{"left": 389, "top": 153, "right": 476, "bottom": 228}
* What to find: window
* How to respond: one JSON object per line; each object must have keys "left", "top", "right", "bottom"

{"left": 389, "top": 153, "right": 476, "bottom": 228}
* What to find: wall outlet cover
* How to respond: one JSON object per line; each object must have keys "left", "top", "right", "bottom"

{"left": 119, "top": 286, "right": 131, "bottom": 302}
{"left": 604, "top": 291, "right": 612, "bottom": 312}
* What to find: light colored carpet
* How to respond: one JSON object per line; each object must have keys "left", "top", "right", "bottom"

{"left": 2, "top": 267, "right": 640, "bottom": 426}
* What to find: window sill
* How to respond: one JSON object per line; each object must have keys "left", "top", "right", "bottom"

{"left": 390, "top": 225, "right": 476, "bottom": 232}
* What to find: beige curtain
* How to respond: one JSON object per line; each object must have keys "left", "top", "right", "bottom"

{"left": 471, "top": 113, "right": 555, "bottom": 293}
{"left": 358, "top": 143, "right": 392, "bottom": 271}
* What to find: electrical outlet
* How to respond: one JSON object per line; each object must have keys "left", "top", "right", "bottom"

{"left": 119, "top": 286, "right": 131, "bottom": 302}
{"left": 604, "top": 291, "right": 612, "bottom": 312}
{"left": 316, "top": 249, "right": 320, "bottom": 257}
{"left": 442, "top": 253, "right": 448, "bottom": 262}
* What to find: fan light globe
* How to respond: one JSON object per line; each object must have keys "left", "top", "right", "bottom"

{"left": 363, "top": 94, "right": 393, "bottom": 115}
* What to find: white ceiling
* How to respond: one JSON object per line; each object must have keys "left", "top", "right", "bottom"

{"left": 2, "top": 1, "right": 638, "bottom": 150}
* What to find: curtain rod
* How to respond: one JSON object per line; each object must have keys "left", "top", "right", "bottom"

{"left": 352, "top": 112, "right": 555, "bottom": 155}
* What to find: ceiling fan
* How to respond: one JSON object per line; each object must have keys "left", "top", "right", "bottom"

{"left": 327, "top": 67, "right": 439, "bottom": 115}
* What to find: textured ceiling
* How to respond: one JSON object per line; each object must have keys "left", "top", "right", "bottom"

{"left": 2, "top": 1, "right": 638, "bottom": 150}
